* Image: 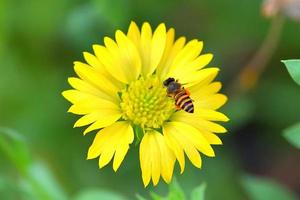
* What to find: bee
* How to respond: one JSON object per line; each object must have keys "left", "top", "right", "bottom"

{"left": 163, "top": 77, "right": 194, "bottom": 113}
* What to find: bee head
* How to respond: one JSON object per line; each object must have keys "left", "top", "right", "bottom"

{"left": 163, "top": 77, "right": 175, "bottom": 87}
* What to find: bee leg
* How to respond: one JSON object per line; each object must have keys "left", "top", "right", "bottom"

{"left": 175, "top": 105, "right": 181, "bottom": 110}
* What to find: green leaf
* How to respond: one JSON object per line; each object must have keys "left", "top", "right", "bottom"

{"left": 283, "top": 122, "right": 300, "bottom": 148}
{"left": 73, "top": 189, "right": 128, "bottom": 200}
{"left": 150, "top": 192, "right": 165, "bottom": 200}
{"left": 135, "top": 194, "right": 148, "bottom": 200}
{"left": 0, "top": 128, "right": 68, "bottom": 200}
{"left": 21, "top": 161, "right": 68, "bottom": 200}
{"left": 241, "top": 175, "right": 298, "bottom": 200}
{"left": 0, "top": 127, "right": 31, "bottom": 174}
{"left": 191, "top": 183, "right": 206, "bottom": 200}
{"left": 282, "top": 59, "right": 300, "bottom": 85}
{"left": 167, "top": 177, "right": 186, "bottom": 200}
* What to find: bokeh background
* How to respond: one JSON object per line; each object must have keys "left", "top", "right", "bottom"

{"left": 1, "top": 0, "right": 300, "bottom": 199}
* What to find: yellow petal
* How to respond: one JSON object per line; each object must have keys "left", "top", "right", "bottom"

{"left": 171, "top": 112, "right": 227, "bottom": 134}
{"left": 99, "top": 147, "right": 115, "bottom": 168}
{"left": 93, "top": 40, "right": 141, "bottom": 84}
{"left": 84, "top": 52, "right": 123, "bottom": 89}
{"left": 185, "top": 53, "right": 213, "bottom": 72}
{"left": 163, "top": 124, "right": 186, "bottom": 173}
{"left": 184, "top": 144, "right": 202, "bottom": 168}
{"left": 74, "top": 109, "right": 121, "bottom": 128}
{"left": 115, "top": 30, "right": 142, "bottom": 81}
{"left": 62, "top": 91, "right": 119, "bottom": 118}
{"left": 193, "top": 109, "right": 229, "bottom": 122}
{"left": 201, "top": 131, "right": 223, "bottom": 145}
{"left": 156, "top": 133, "right": 175, "bottom": 183}
{"left": 83, "top": 52, "right": 106, "bottom": 74}
{"left": 147, "top": 23, "right": 166, "bottom": 76}
{"left": 140, "top": 133, "right": 151, "bottom": 187}
{"left": 139, "top": 130, "right": 175, "bottom": 187}
{"left": 62, "top": 90, "right": 118, "bottom": 108}
{"left": 155, "top": 28, "right": 187, "bottom": 80}
{"left": 150, "top": 136, "right": 161, "bottom": 186}
{"left": 127, "top": 21, "right": 140, "bottom": 44}
{"left": 190, "top": 82, "right": 222, "bottom": 101}
{"left": 73, "top": 61, "right": 119, "bottom": 100}
{"left": 83, "top": 114, "right": 122, "bottom": 135}
{"left": 195, "top": 93, "right": 228, "bottom": 110}
{"left": 176, "top": 68, "right": 220, "bottom": 87}
{"left": 189, "top": 67, "right": 220, "bottom": 87}
{"left": 93, "top": 44, "right": 124, "bottom": 82}
{"left": 113, "top": 144, "right": 129, "bottom": 171}
{"left": 165, "top": 122, "right": 215, "bottom": 157}
{"left": 169, "top": 40, "right": 203, "bottom": 74}
{"left": 87, "top": 122, "right": 134, "bottom": 171}
{"left": 67, "top": 77, "right": 112, "bottom": 101}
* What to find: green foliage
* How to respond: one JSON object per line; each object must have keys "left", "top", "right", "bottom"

{"left": 73, "top": 189, "right": 128, "bottom": 200}
{"left": 139, "top": 178, "right": 206, "bottom": 200}
{"left": 282, "top": 60, "right": 300, "bottom": 85}
{"left": 166, "top": 178, "right": 186, "bottom": 200}
{"left": 0, "top": 128, "right": 68, "bottom": 200}
{"left": 282, "top": 60, "right": 300, "bottom": 149}
{"left": 0, "top": 128, "right": 31, "bottom": 174}
{"left": 191, "top": 183, "right": 206, "bottom": 200}
{"left": 283, "top": 122, "right": 300, "bottom": 148}
{"left": 241, "top": 175, "right": 298, "bottom": 200}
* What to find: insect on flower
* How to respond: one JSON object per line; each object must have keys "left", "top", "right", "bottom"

{"left": 164, "top": 77, "right": 194, "bottom": 113}
{"left": 62, "top": 21, "right": 229, "bottom": 187}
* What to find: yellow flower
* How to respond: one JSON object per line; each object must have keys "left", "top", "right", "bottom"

{"left": 62, "top": 21, "right": 229, "bottom": 187}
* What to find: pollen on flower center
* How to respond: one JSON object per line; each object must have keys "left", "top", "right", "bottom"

{"left": 120, "top": 76, "right": 175, "bottom": 128}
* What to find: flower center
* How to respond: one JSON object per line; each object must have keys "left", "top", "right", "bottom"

{"left": 120, "top": 76, "right": 175, "bottom": 128}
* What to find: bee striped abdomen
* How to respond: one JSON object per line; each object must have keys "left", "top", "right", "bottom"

{"left": 174, "top": 90, "right": 194, "bottom": 113}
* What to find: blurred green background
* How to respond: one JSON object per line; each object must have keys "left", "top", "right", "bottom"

{"left": 1, "top": 0, "right": 300, "bottom": 199}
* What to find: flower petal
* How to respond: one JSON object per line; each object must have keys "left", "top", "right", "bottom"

{"left": 93, "top": 31, "right": 141, "bottom": 84}
{"left": 195, "top": 93, "right": 228, "bottom": 110}
{"left": 148, "top": 23, "right": 167, "bottom": 76}
{"left": 177, "top": 68, "right": 220, "bottom": 87}
{"left": 168, "top": 40, "right": 203, "bottom": 75}
{"left": 193, "top": 109, "right": 229, "bottom": 122}
{"left": 190, "top": 82, "right": 222, "bottom": 101}
{"left": 127, "top": 21, "right": 140, "bottom": 44}
{"left": 139, "top": 130, "right": 175, "bottom": 187}
{"left": 67, "top": 77, "right": 114, "bottom": 102}
{"left": 73, "top": 61, "right": 119, "bottom": 101}
{"left": 87, "top": 122, "right": 134, "bottom": 171}
{"left": 201, "top": 131, "right": 223, "bottom": 145}
{"left": 74, "top": 109, "right": 121, "bottom": 128}
{"left": 83, "top": 114, "right": 122, "bottom": 135}
{"left": 157, "top": 32, "right": 186, "bottom": 81}
{"left": 83, "top": 52, "right": 123, "bottom": 89}
{"left": 128, "top": 22, "right": 167, "bottom": 76}
{"left": 171, "top": 112, "right": 227, "bottom": 133}
{"left": 115, "top": 30, "right": 142, "bottom": 81}
{"left": 62, "top": 90, "right": 118, "bottom": 108}
{"left": 164, "top": 121, "right": 215, "bottom": 161}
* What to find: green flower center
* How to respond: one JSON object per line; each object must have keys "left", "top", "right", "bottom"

{"left": 120, "top": 76, "right": 175, "bottom": 128}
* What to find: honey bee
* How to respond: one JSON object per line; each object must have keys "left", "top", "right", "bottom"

{"left": 163, "top": 77, "right": 194, "bottom": 113}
